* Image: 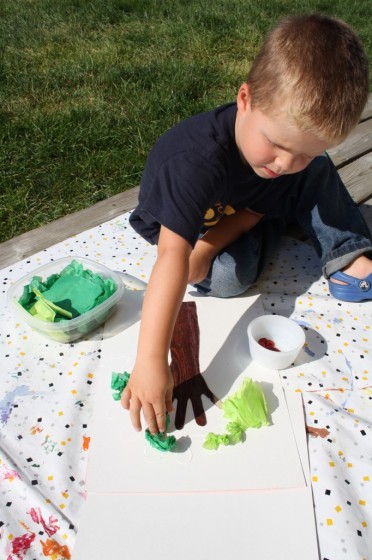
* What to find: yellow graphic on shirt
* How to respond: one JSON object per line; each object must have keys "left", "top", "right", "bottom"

{"left": 204, "top": 203, "right": 235, "bottom": 227}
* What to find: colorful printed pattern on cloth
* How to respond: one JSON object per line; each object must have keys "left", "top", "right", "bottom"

{"left": 1, "top": 213, "right": 371, "bottom": 559}
{"left": 0, "top": 216, "right": 155, "bottom": 559}
{"left": 255, "top": 236, "right": 372, "bottom": 560}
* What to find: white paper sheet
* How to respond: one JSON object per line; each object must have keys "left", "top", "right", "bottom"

{"left": 87, "top": 293, "right": 307, "bottom": 493}
{"left": 283, "top": 389, "right": 311, "bottom": 484}
{"left": 73, "top": 289, "right": 319, "bottom": 560}
{"left": 73, "top": 489, "right": 319, "bottom": 560}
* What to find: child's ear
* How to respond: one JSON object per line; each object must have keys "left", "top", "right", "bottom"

{"left": 236, "top": 82, "right": 252, "bottom": 113}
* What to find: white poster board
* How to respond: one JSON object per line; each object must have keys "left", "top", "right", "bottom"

{"left": 73, "top": 289, "right": 319, "bottom": 559}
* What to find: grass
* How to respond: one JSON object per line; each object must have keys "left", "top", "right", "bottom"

{"left": 1, "top": 0, "right": 371, "bottom": 243}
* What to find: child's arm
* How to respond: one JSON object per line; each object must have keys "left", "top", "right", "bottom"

{"left": 121, "top": 225, "right": 192, "bottom": 435}
{"left": 189, "top": 208, "right": 263, "bottom": 284}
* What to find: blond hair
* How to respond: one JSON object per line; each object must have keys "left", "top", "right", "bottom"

{"left": 247, "top": 14, "right": 369, "bottom": 143}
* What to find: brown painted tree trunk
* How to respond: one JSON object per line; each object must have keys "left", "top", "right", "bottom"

{"left": 170, "top": 301, "right": 221, "bottom": 429}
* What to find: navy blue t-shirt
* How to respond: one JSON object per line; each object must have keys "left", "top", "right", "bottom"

{"left": 129, "top": 103, "right": 309, "bottom": 247}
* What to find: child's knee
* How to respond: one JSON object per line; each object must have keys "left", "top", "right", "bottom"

{"left": 195, "top": 250, "right": 257, "bottom": 298}
{"left": 209, "top": 282, "right": 250, "bottom": 298}
{"left": 208, "top": 267, "right": 253, "bottom": 298}
{"left": 194, "top": 271, "right": 251, "bottom": 298}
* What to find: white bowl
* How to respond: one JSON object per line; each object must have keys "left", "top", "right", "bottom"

{"left": 248, "top": 315, "right": 305, "bottom": 370}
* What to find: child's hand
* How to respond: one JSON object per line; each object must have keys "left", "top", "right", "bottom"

{"left": 121, "top": 359, "right": 174, "bottom": 435}
{"left": 121, "top": 225, "right": 190, "bottom": 435}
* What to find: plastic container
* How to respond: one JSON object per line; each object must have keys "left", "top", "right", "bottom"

{"left": 247, "top": 314, "right": 305, "bottom": 370}
{"left": 7, "top": 257, "right": 124, "bottom": 343}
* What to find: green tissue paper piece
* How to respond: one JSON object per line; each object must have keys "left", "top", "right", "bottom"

{"left": 40, "top": 275, "right": 103, "bottom": 317}
{"left": 223, "top": 377, "right": 269, "bottom": 429}
{"left": 111, "top": 371, "right": 131, "bottom": 400}
{"left": 145, "top": 414, "right": 177, "bottom": 452}
{"left": 29, "top": 298, "right": 56, "bottom": 322}
{"left": 203, "top": 433, "right": 230, "bottom": 450}
{"left": 19, "top": 259, "right": 117, "bottom": 323}
{"left": 30, "top": 288, "right": 73, "bottom": 320}
{"left": 110, "top": 371, "right": 176, "bottom": 452}
{"left": 203, "top": 377, "right": 269, "bottom": 450}
{"left": 226, "top": 422, "right": 245, "bottom": 444}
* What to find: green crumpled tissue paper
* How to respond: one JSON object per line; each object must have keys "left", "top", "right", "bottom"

{"left": 203, "top": 377, "right": 269, "bottom": 450}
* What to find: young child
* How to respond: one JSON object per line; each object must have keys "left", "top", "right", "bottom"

{"left": 121, "top": 13, "right": 372, "bottom": 435}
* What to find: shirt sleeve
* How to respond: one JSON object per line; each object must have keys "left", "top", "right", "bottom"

{"left": 130, "top": 150, "right": 228, "bottom": 247}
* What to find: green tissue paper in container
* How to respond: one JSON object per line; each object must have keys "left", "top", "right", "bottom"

{"left": 7, "top": 257, "right": 124, "bottom": 343}
{"left": 19, "top": 259, "right": 117, "bottom": 320}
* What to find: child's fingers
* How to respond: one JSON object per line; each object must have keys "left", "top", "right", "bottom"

{"left": 143, "top": 403, "right": 164, "bottom": 435}
{"left": 128, "top": 396, "right": 142, "bottom": 432}
{"left": 120, "top": 386, "right": 131, "bottom": 410}
{"left": 165, "top": 390, "right": 174, "bottom": 415}
{"left": 155, "top": 409, "right": 167, "bottom": 434}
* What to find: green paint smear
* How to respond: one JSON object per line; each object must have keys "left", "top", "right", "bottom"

{"left": 203, "top": 377, "right": 269, "bottom": 450}
{"left": 111, "top": 371, "right": 176, "bottom": 452}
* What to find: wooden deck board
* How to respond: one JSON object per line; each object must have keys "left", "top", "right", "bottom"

{"left": 361, "top": 95, "right": 372, "bottom": 120}
{"left": 1, "top": 95, "right": 371, "bottom": 270}
{"left": 327, "top": 119, "right": 372, "bottom": 167}
{"left": 338, "top": 153, "right": 372, "bottom": 204}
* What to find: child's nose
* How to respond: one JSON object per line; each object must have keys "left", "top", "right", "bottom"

{"left": 275, "top": 151, "right": 296, "bottom": 173}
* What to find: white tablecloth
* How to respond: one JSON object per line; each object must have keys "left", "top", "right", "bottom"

{"left": 1, "top": 212, "right": 371, "bottom": 560}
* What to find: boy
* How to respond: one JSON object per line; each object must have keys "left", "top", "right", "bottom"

{"left": 121, "top": 14, "right": 372, "bottom": 435}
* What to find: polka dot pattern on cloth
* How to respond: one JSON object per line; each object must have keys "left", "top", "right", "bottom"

{"left": 255, "top": 236, "right": 371, "bottom": 560}
{"left": 1, "top": 216, "right": 371, "bottom": 559}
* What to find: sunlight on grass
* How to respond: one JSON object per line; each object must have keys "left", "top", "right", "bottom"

{"left": 0, "top": 0, "right": 371, "bottom": 241}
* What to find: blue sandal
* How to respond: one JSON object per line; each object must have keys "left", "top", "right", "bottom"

{"left": 328, "top": 271, "right": 372, "bottom": 302}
